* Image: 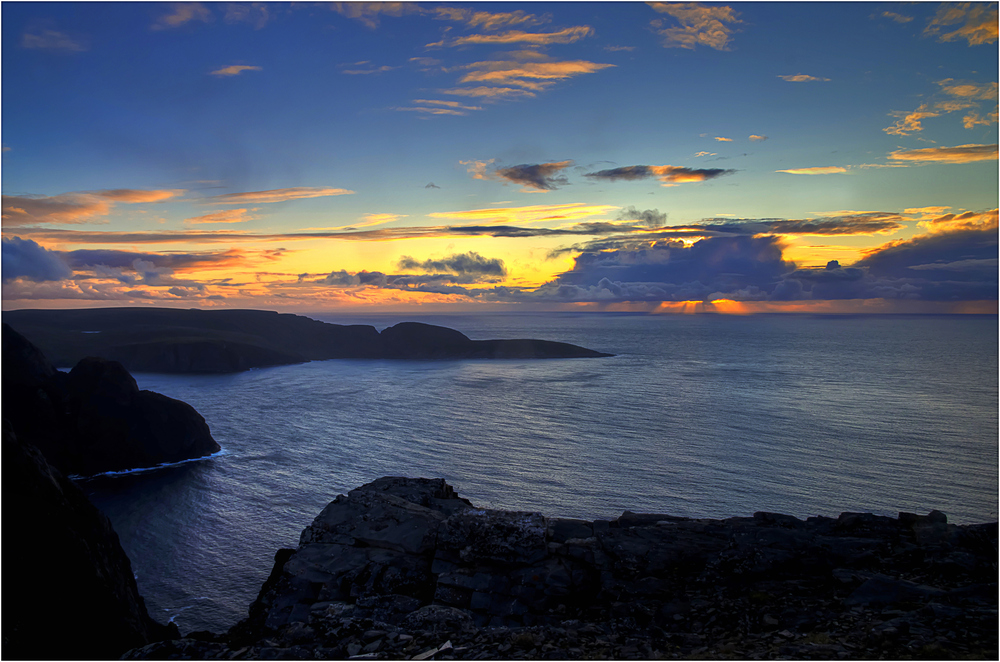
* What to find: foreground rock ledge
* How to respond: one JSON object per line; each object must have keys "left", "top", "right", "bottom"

{"left": 127, "top": 477, "right": 998, "bottom": 660}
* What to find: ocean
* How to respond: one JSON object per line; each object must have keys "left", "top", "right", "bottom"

{"left": 79, "top": 312, "right": 999, "bottom": 635}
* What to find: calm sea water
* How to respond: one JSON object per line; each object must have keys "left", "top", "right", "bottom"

{"left": 80, "top": 313, "right": 998, "bottom": 635}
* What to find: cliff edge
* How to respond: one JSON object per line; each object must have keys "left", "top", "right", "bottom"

{"left": 126, "top": 477, "right": 997, "bottom": 660}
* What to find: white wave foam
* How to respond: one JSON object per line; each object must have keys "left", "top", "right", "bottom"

{"left": 69, "top": 447, "right": 227, "bottom": 481}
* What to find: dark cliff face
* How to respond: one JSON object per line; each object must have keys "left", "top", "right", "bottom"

{"left": 4, "top": 308, "right": 611, "bottom": 373}
{"left": 2, "top": 323, "right": 220, "bottom": 476}
{"left": 2, "top": 421, "right": 178, "bottom": 659}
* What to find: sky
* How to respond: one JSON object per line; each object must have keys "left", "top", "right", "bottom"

{"left": 2, "top": 1, "right": 998, "bottom": 314}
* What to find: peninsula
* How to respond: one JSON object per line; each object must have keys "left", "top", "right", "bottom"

{"left": 3, "top": 308, "right": 612, "bottom": 373}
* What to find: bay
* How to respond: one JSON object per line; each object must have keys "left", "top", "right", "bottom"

{"left": 80, "top": 312, "right": 999, "bottom": 634}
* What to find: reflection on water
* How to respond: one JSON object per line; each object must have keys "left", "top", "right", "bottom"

{"left": 83, "top": 313, "right": 998, "bottom": 634}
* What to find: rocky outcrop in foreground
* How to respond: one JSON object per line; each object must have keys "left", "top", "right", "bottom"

{"left": 127, "top": 477, "right": 997, "bottom": 660}
{"left": 4, "top": 308, "right": 612, "bottom": 373}
{"left": 3, "top": 421, "right": 178, "bottom": 659}
{"left": 2, "top": 323, "right": 220, "bottom": 476}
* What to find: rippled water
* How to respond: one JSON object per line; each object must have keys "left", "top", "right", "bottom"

{"left": 80, "top": 313, "right": 998, "bottom": 634}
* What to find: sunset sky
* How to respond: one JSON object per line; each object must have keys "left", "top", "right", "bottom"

{"left": 2, "top": 1, "right": 997, "bottom": 313}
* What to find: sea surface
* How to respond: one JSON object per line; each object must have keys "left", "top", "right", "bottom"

{"left": 80, "top": 313, "right": 999, "bottom": 635}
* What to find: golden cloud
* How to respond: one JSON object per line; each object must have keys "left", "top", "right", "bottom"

{"left": 205, "top": 187, "right": 354, "bottom": 204}
{"left": 428, "top": 203, "right": 618, "bottom": 225}
{"left": 964, "top": 105, "right": 999, "bottom": 128}
{"left": 924, "top": 3, "right": 998, "bottom": 46}
{"left": 936, "top": 78, "right": 999, "bottom": 100}
{"left": 439, "top": 86, "right": 535, "bottom": 100}
{"left": 330, "top": 2, "right": 425, "bottom": 28}
{"left": 2, "top": 189, "right": 183, "bottom": 226}
{"left": 210, "top": 65, "right": 261, "bottom": 77}
{"left": 441, "top": 26, "right": 594, "bottom": 47}
{"left": 776, "top": 166, "right": 848, "bottom": 175}
{"left": 887, "top": 143, "right": 998, "bottom": 164}
{"left": 714, "top": 136, "right": 733, "bottom": 142}
{"left": 433, "top": 7, "right": 549, "bottom": 30}
{"left": 648, "top": 2, "right": 741, "bottom": 50}
{"left": 749, "top": 134, "right": 768, "bottom": 142}
{"left": 920, "top": 209, "right": 999, "bottom": 233}
{"left": 883, "top": 104, "right": 941, "bottom": 135}
{"left": 185, "top": 209, "right": 256, "bottom": 224}
{"left": 456, "top": 59, "right": 615, "bottom": 91}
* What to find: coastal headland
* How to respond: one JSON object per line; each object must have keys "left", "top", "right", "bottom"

{"left": 3, "top": 308, "right": 612, "bottom": 373}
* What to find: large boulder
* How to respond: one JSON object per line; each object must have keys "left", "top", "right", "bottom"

{"left": 2, "top": 421, "right": 178, "bottom": 659}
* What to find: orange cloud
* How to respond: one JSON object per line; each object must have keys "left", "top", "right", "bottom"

{"left": 887, "top": 143, "right": 998, "bottom": 164}
{"left": 152, "top": 3, "right": 212, "bottom": 30}
{"left": 2, "top": 189, "right": 183, "bottom": 226}
{"left": 778, "top": 73, "right": 831, "bottom": 82}
{"left": 439, "top": 26, "right": 594, "bottom": 47}
{"left": 714, "top": 136, "right": 732, "bottom": 142}
{"left": 394, "top": 99, "right": 482, "bottom": 115}
{"left": 919, "top": 209, "right": 998, "bottom": 233}
{"left": 648, "top": 2, "right": 741, "bottom": 50}
{"left": 456, "top": 59, "right": 615, "bottom": 91}
{"left": 776, "top": 167, "right": 848, "bottom": 175}
{"left": 440, "top": 86, "right": 535, "bottom": 100}
{"left": 883, "top": 104, "right": 941, "bottom": 135}
{"left": 205, "top": 187, "right": 354, "bottom": 204}
{"left": 210, "top": 65, "right": 262, "bottom": 77}
{"left": 924, "top": 2, "right": 998, "bottom": 46}
{"left": 936, "top": 78, "right": 999, "bottom": 99}
{"left": 749, "top": 134, "right": 768, "bottom": 142}
{"left": 964, "top": 106, "right": 999, "bottom": 128}
{"left": 185, "top": 209, "right": 256, "bottom": 224}
{"left": 433, "top": 7, "right": 549, "bottom": 30}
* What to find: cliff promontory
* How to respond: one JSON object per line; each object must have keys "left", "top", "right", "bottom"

{"left": 126, "top": 477, "right": 997, "bottom": 660}
{"left": 3, "top": 308, "right": 612, "bottom": 373}
{"left": 2, "top": 323, "right": 220, "bottom": 476}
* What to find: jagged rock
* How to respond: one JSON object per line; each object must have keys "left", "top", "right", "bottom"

{"left": 1, "top": 324, "right": 220, "bottom": 476}
{"left": 2, "top": 421, "right": 177, "bottom": 659}
{"left": 128, "top": 477, "right": 998, "bottom": 660}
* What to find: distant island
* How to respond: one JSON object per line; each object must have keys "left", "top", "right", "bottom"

{"left": 3, "top": 307, "right": 613, "bottom": 373}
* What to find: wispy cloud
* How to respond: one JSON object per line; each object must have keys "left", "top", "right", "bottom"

{"left": 776, "top": 166, "right": 848, "bottom": 175}
{"left": 584, "top": 164, "right": 736, "bottom": 186}
{"left": 393, "top": 99, "right": 482, "bottom": 115}
{"left": 204, "top": 187, "right": 354, "bottom": 204}
{"left": 888, "top": 143, "right": 998, "bottom": 164}
{"left": 185, "top": 209, "right": 256, "bottom": 224}
{"left": 152, "top": 3, "right": 212, "bottom": 30}
{"left": 224, "top": 3, "right": 271, "bottom": 29}
{"left": 924, "top": 3, "right": 998, "bottom": 46}
{"left": 963, "top": 106, "right": 999, "bottom": 128}
{"left": 648, "top": 2, "right": 741, "bottom": 50}
{"left": 433, "top": 7, "right": 550, "bottom": 30}
{"left": 880, "top": 10, "right": 914, "bottom": 23}
{"left": 604, "top": 45, "right": 636, "bottom": 52}
{"left": 21, "top": 29, "right": 88, "bottom": 52}
{"left": 340, "top": 62, "right": 396, "bottom": 75}
{"left": 427, "top": 203, "right": 618, "bottom": 225}
{"left": 210, "top": 65, "right": 262, "bottom": 77}
{"left": 694, "top": 151, "right": 716, "bottom": 157}
{"left": 2, "top": 189, "right": 182, "bottom": 226}
{"left": 330, "top": 2, "right": 426, "bottom": 28}
{"left": 778, "top": 73, "right": 830, "bottom": 82}
{"left": 936, "top": 78, "right": 999, "bottom": 100}
{"left": 434, "top": 26, "right": 594, "bottom": 48}
{"left": 440, "top": 85, "right": 535, "bottom": 100}
{"left": 454, "top": 59, "right": 615, "bottom": 92}
{"left": 883, "top": 104, "right": 940, "bottom": 135}
{"left": 749, "top": 134, "right": 768, "bottom": 142}
{"left": 714, "top": 136, "right": 733, "bottom": 142}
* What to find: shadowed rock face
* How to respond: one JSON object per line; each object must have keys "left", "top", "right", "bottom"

{"left": 4, "top": 308, "right": 612, "bottom": 373}
{"left": 141, "top": 477, "right": 991, "bottom": 660}
{"left": 2, "top": 421, "right": 178, "bottom": 659}
{"left": 2, "top": 323, "right": 220, "bottom": 476}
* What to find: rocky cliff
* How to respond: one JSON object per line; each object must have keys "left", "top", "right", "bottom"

{"left": 2, "top": 421, "right": 179, "bottom": 659}
{"left": 126, "top": 477, "right": 998, "bottom": 660}
{"left": 2, "top": 323, "right": 220, "bottom": 476}
{"left": 4, "top": 308, "right": 612, "bottom": 373}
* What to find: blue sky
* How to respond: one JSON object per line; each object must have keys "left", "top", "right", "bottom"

{"left": 2, "top": 2, "right": 997, "bottom": 312}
